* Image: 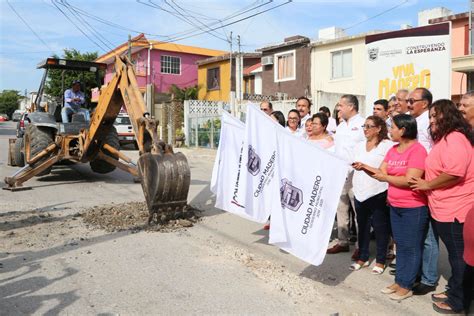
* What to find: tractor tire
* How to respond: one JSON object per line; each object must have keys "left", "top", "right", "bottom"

{"left": 25, "top": 124, "right": 54, "bottom": 176}
{"left": 14, "top": 137, "right": 25, "bottom": 167}
{"left": 90, "top": 126, "right": 120, "bottom": 174}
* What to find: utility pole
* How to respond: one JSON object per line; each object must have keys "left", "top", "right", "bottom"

{"left": 237, "top": 35, "right": 242, "bottom": 103}
{"left": 229, "top": 31, "right": 235, "bottom": 114}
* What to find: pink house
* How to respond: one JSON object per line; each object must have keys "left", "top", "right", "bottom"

{"left": 429, "top": 13, "right": 470, "bottom": 103}
{"left": 96, "top": 34, "right": 227, "bottom": 97}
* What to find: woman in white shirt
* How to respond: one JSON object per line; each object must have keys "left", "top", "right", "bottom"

{"left": 351, "top": 116, "right": 393, "bottom": 274}
{"left": 286, "top": 109, "right": 300, "bottom": 135}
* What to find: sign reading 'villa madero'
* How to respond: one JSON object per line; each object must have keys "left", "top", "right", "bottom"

{"left": 365, "top": 22, "right": 451, "bottom": 117}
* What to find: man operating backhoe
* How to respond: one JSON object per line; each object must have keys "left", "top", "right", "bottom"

{"left": 61, "top": 79, "right": 90, "bottom": 122}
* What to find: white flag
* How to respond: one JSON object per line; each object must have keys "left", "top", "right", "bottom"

{"left": 213, "top": 111, "right": 254, "bottom": 220}
{"left": 239, "top": 105, "right": 283, "bottom": 226}
{"left": 270, "top": 129, "right": 350, "bottom": 266}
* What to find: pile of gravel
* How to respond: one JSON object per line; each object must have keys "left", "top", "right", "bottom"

{"left": 82, "top": 201, "right": 201, "bottom": 233}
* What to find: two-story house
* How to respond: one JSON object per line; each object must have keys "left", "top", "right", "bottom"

{"left": 95, "top": 34, "right": 227, "bottom": 102}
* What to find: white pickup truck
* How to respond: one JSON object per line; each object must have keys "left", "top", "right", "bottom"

{"left": 114, "top": 113, "right": 137, "bottom": 149}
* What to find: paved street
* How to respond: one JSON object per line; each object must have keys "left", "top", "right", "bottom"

{"left": 0, "top": 120, "right": 459, "bottom": 315}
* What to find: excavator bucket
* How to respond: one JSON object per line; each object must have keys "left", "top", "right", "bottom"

{"left": 137, "top": 152, "right": 191, "bottom": 223}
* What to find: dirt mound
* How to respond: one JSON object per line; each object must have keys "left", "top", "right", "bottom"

{"left": 82, "top": 201, "right": 201, "bottom": 233}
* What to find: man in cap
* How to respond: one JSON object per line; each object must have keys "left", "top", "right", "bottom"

{"left": 61, "top": 80, "right": 89, "bottom": 123}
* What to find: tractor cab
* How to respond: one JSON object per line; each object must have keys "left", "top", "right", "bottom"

{"left": 30, "top": 57, "right": 107, "bottom": 135}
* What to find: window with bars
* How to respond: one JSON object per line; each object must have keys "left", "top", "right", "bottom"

{"left": 160, "top": 55, "right": 181, "bottom": 74}
{"left": 207, "top": 67, "right": 220, "bottom": 90}
{"left": 331, "top": 49, "right": 352, "bottom": 79}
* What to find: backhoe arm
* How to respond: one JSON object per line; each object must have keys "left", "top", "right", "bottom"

{"left": 82, "top": 56, "right": 160, "bottom": 161}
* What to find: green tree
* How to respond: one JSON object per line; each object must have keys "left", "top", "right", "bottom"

{"left": 0, "top": 90, "right": 22, "bottom": 118}
{"left": 169, "top": 84, "right": 199, "bottom": 102}
{"left": 44, "top": 49, "right": 101, "bottom": 107}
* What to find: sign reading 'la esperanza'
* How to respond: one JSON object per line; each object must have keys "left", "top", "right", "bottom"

{"left": 365, "top": 22, "right": 451, "bottom": 117}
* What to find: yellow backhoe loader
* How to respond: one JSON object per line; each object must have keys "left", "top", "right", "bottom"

{"left": 4, "top": 56, "right": 190, "bottom": 223}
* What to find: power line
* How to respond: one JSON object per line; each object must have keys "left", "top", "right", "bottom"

{"left": 136, "top": 0, "right": 272, "bottom": 40}
{"left": 163, "top": 1, "right": 292, "bottom": 43}
{"left": 50, "top": 0, "right": 109, "bottom": 52}
{"left": 6, "top": 0, "right": 55, "bottom": 54}
{"left": 147, "top": 0, "right": 229, "bottom": 43}
{"left": 60, "top": 0, "right": 116, "bottom": 49}
{"left": 341, "top": 0, "right": 409, "bottom": 32}
{"left": 168, "top": 0, "right": 229, "bottom": 41}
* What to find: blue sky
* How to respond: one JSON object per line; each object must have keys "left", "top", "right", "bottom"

{"left": 0, "top": 0, "right": 468, "bottom": 93}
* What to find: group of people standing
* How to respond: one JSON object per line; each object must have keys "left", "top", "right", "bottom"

{"left": 259, "top": 88, "right": 474, "bottom": 314}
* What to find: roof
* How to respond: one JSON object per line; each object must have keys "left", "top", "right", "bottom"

{"left": 257, "top": 36, "right": 310, "bottom": 52}
{"left": 196, "top": 52, "right": 261, "bottom": 66}
{"left": 95, "top": 33, "right": 227, "bottom": 64}
{"left": 244, "top": 62, "right": 262, "bottom": 76}
{"left": 429, "top": 12, "right": 469, "bottom": 24}
{"left": 310, "top": 30, "right": 385, "bottom": 47}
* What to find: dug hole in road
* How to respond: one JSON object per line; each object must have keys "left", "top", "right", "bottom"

{"left": 0, "top": 121, "right": 451, "bottom": 315}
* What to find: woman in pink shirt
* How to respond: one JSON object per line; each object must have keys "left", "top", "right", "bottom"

{"left": 409, "top": 100, "right": 474, "bottom": 314}
{"left": 355, "top": 114, "right": 428, "bottom": 301}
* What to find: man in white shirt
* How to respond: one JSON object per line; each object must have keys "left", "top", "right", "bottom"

{"left": 459, "top": 90, "right": 474, "bottom": 125}
{"left": 394, "top": 89, "right": 410, "bottom": 115}
{"left": 327, "top": 94, "right": 365, "bottom": 255}
{"left": 373, "top": 99, "right": 390, "bottom": 129}
{"left": 296, "top": 96, "right": 311, "bottom": 129}
{"left": 406, "top": 87, "right": 439, "bottom": 296}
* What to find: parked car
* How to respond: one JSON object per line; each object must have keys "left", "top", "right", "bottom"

{"left": 16, "top": 112, "right": 30, "bottom": 138}
{"left": 0, "top": 113, "right": 9, "bottom": 121}
{"left": 12, "top": 110, "right": 24, "bottom": 122}
{"left": 114, "top": 113, "right": 137, "bottom": 148}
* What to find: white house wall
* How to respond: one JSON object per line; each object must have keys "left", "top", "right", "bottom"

{"left": 254, "top": 73, "right": 262, "bottom": 95}
{"left": 311, "top": 37, "right": 367, "bottom": 114}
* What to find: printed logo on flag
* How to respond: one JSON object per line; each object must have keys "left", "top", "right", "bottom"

{"left": 247, "top": 145, "right": 261, "bottom": 176}
{"left": 280, "top": 178, "right": 303, "bottom": 212}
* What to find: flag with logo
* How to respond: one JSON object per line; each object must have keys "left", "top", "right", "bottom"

{"left": 239, "top": 104, "right": 285, "bottom": 233}
{"left": 270, "top": 130, "right": 350, "bottom": 266}
{"left": 212, "top": 111, "right": 255, "bottom": 220}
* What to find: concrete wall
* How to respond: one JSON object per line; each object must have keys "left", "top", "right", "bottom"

{"left": 311, "top": 36, "right": 368, "bottom": 114}
{"left": 254, "top": 73, "right": 262, "bottom": 94}
{"left": 261, "top": 45, "right": 311, "bottom": 99}
{"left": 451, "top": 17, "right": 469, "bottom": 98}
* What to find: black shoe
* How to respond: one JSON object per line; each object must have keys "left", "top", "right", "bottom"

{"left": 389, "top": 269, "right": 396, "bottom": 276}
{"left": 388, "top": 263, "right": 396, "bottom": 268}
{"left": 413, "top": 283, "right": 436, "bottom": 295}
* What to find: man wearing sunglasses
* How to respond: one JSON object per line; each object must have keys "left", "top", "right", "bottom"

{"left": 260, "top": 101, "right": 273, "bottom": 115}
{"left": 406, "top": 87, "right": 439, "bottom": 296}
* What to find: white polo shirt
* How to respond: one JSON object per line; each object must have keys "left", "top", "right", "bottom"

{"left": 327, "top": 117, "right": 337, "bottom": 135}
{"left": 416, "top": 110, "right": 433, "bottom": 153}
{"left": 353, "top": 139, "right": 394, "bottom": 202}
{"left": 334, "top": 113, "right": 366, "bottom": 164}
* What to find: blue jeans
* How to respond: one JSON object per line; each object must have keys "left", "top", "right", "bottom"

{"left": 61, "top": 107, "right": 90, "bottom": 123}
{"left": 433, "top": 219, "right": 467, "bottom": 312}
{"left": 355, "top": 191, "right": 391, "bottom": 264}
{"left": 390, "top": 205, "right": 429, "bottom": 289}
{"left": 420, "top": 219, "right": 439, "bottom": 286}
